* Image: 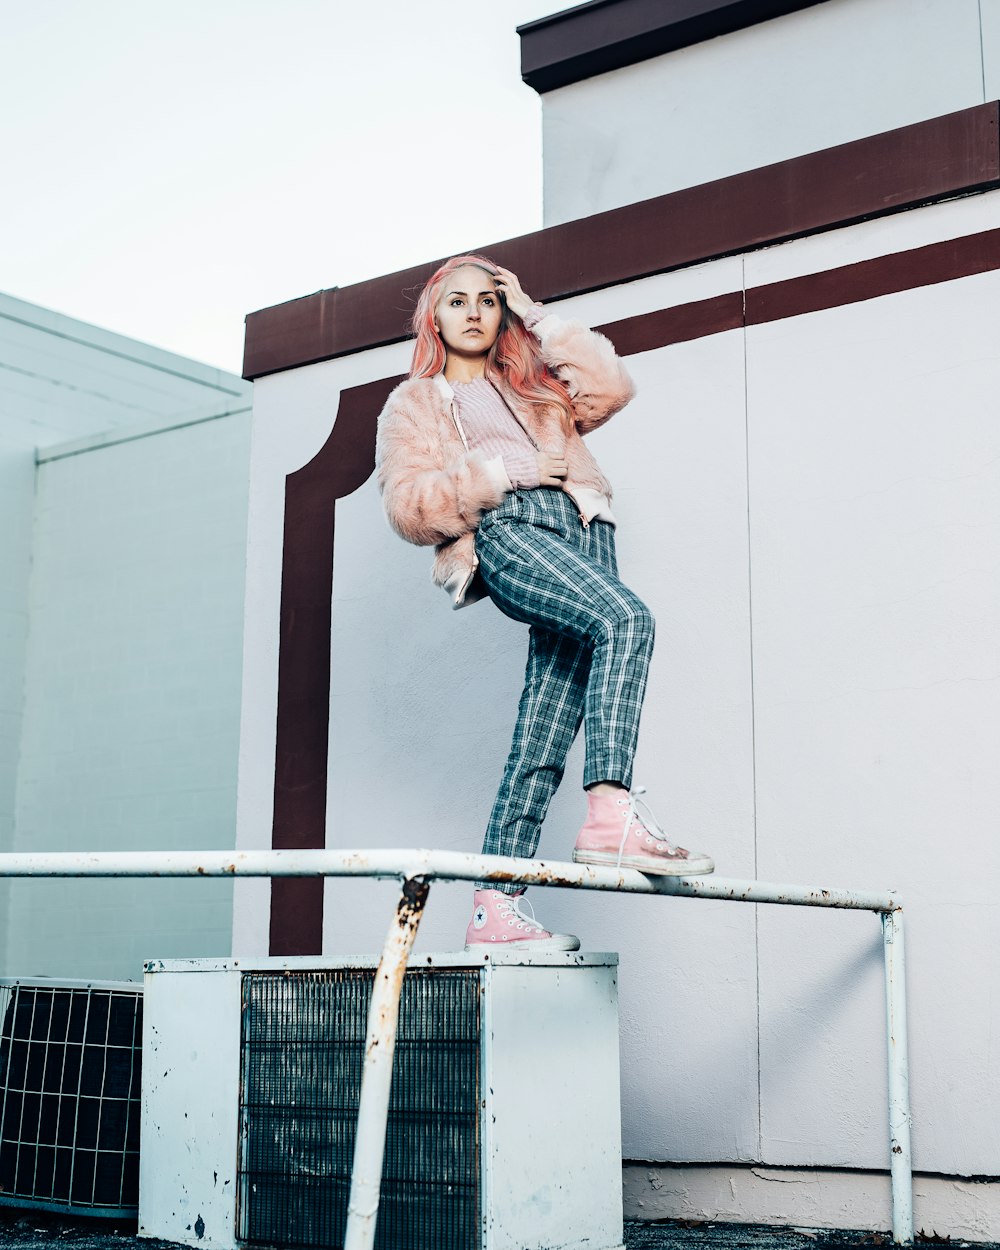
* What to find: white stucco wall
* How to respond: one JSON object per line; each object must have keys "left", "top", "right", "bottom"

{"left": 0, "top": 292, "right": 251, "bottom": 980}
{"left": 541, "top": 0, "right": 994, "bottom": 224}
{"left": 235, "top": 188, "right": 1000, "bottom": 1226}
{"left": 6, "top": 411, "right": 251, "bottom": 981}
{"left": 746, "top": 231, "right": 1000, "bottom": 1177}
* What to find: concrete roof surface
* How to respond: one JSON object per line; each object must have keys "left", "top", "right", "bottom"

{"left": 624, "top": 1222, "right": 989, "bottom": 1249}
{"left": 0, "top": 1212, "right": 989, "bottom": 1250}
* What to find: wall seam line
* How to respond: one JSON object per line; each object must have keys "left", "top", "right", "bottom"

{"left": 980, "top": 0, "right": 988, "bottom": 103}
{"left": 741, "top": 258, "right": 763, "bottom": 1163}
{"left": 5, "top": 454, "right": 42, "bottom": 976}
{"left": 36, "top": 407, "right": 253, "bottom": 464}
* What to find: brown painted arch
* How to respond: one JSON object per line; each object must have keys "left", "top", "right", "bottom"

{"left": 269, "top": 373, "right": 403, "bottom": 955}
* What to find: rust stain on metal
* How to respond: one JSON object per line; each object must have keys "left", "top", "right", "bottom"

{"left": 363, "top": 876, "right": 430, "bottom": 1063}
{"left": 397, "top": 876, "right": 430, "bottom": 915}
{"left": 482, "top": 862, "right": 602, "bottom": 889}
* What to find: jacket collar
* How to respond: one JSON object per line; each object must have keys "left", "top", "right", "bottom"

{"left": 433, "top": 373, "right": 453, "bottom": 401}
{"left": 433, "top": 372, "right": 502, "bottom": 401}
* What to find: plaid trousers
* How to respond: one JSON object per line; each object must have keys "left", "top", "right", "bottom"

{"left": 474, "top": 488, "right": 655, "bottom": 891}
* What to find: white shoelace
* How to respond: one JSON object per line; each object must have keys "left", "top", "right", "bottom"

{"left": 497, "top": 894, "right": 547, "bottom": 933}
{"left": 615, "top": 785, "right": 679, "bottom": 870}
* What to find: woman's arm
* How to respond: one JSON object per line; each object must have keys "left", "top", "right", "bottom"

{"left": 532, "top": 314, "right": 636, "bottom": 435}
{"left": 492, "top": 265, "right": 635, "bottom": 434}
{"left": 376, "top": 396, "right": 509, "bottom": 547}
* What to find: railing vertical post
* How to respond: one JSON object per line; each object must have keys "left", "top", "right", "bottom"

{"left": 344, "top": 875, "right": 430, "bottom": 1250}
{"left": 882, "top": 904, "right": 913, "bottom": 1245}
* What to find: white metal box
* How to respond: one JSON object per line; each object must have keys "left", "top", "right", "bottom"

{"left": 139, "top": 951, "right": 623, "bottom": 1250}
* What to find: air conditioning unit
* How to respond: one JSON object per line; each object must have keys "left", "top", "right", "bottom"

{"left": 139, "top": 951, "right": 624, "bottom": 1250}
{"left": 0, "top": 978, "right": 143, "bottom": 1217}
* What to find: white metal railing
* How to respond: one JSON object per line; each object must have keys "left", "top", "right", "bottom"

{"left": 0, "top": 849, "right": 913, "bottom": 1248}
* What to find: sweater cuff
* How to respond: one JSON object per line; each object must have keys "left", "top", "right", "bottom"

{"left": 521, "top": 303, "right": 546, "bottom": 332}
{"left": 526, "top": 312, "right": 562, "bottom": 343}
{"left": 484, "top": 454, "right": 514, "bottom": 496}
{"left": 502, "top": 447, "right": 540, "bottom": 490}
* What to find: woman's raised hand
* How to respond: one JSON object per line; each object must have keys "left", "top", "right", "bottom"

{"left": 536, "top": 452, "right": 569, "bottom": 486}
{"left": 492, "top": 265, "right": 534, "bottom": 320}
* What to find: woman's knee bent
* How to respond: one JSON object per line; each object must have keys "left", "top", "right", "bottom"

{"left": 593, "top": 595, "right": 655, "bottom": 649}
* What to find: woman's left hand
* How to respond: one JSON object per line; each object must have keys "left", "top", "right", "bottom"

{"left": 492, "top": 266, "right": 534, "bottom": 320}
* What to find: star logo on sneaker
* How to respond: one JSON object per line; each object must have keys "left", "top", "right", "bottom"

{"left": 473, "top": 905, "right": 488, "bottom": 930}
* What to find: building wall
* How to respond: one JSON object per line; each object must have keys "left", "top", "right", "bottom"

{"left": 541, "top": 0, "right": 994, "bottom": 224}
{"left": 0, "top": 291, "right": 245, "bottom": 447}
{"left": 0, "top": 431, "right": 36, "bottom": 866}
{"left": 0, "top": 292, "right": 251, "bottom": 979}
{"left": 6, "top": 412, "right": 251, "bottom": 980}
{"left": 235, "top": 187, "right": 1000, "bottom": 1230}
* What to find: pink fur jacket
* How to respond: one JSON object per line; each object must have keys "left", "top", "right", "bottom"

{"left": 376, "top": 313, "right": 635, "bottom": 608}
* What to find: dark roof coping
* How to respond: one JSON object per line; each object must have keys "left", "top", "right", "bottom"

{"left": 517, "top": 0, "right": 827, "bottom": 94}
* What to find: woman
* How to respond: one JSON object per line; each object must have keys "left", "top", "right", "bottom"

{"left": 376, "top": 255, "right": 714, "bottom": 951}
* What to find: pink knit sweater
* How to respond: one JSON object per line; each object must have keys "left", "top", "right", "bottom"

{"left": 452, "top": 377, "right": 541, "bottom": 490}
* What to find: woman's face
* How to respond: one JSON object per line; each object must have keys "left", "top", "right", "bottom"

{"left": 434, "top": 265, "right": 503, "bottom": 359}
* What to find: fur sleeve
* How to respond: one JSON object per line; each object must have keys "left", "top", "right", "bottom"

{"left": 376, "top": 393, "right": 508, "bottom": 547}
{"left": 532, "top": 315, "right": 636, "bottom": 434}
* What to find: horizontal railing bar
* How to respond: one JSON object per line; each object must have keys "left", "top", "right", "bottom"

{"left": 0, "top": 850, "right": 898, "bottom": 912}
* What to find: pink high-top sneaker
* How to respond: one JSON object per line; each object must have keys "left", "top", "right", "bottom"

{"left": 573, "top": 786, "right": 715, "bottom": 875}
{"left": 464, "top": 888, "right": 581, "bottom": 952}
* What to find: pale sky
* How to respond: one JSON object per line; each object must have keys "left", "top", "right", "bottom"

{"left": 1, "top": 1, "right": 560, "bottom": 374}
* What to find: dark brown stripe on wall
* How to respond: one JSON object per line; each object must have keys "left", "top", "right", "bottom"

{"left": 746, "top": 228, "right": 1000, "bottom": 325}
{"left": 593, "top": 228, "right": 1000, "bottom": 353}
{"left": 243, "top": 103, "right": 1000, "bottom": 380}
{"left": 518, "top": 0, "right": 826, "bottom": 94}
{"left": 596, "top": 291, "right": 745, "bottom": 355}
{"left": 269, "top": 373, "right": 402, "bottom": 956}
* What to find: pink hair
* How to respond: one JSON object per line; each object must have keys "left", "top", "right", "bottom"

{"left": 409, "top": 254, "right": 573, "bottom": 423}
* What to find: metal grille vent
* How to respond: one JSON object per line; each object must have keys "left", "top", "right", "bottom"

{"left": 238, "top": 968, "right": 480, "bottom": 1250}
{"left": 0, "top": 981, "right": 142, "bottom": 1216}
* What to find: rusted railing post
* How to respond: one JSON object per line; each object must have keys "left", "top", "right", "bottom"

{"left": 344, "top": 876, "right": 430, "bottom": 1250}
